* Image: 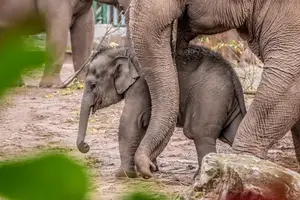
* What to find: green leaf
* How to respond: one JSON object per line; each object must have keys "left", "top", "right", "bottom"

{"left": 0, "top": 153, "right": 89, "bottom": 200}
{"left": 0, "top": 20, "right": 47, "bottom": 97}
{"left": 122, "top": 191, "right": 169, "bottom": 200}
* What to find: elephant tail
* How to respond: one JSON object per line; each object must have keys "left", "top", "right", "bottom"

{"left": 232, "top": 71, "right": 247, "bottom": 117}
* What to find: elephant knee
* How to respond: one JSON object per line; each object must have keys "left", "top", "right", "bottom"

{"left": 183, "top": 125, "right": 195, "bottom": 140}
{"left": 194, "top": 136, "right": 217, "bottom": 147}
{"left": 183, "top": 123, "right": 220, "bottom": 141}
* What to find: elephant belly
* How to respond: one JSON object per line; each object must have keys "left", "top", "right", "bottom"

{"left": 72, "top": 0, "right": 93, "bottom": 16}
{"left": 0, "top": 0, "right": 39, "bottom": 29}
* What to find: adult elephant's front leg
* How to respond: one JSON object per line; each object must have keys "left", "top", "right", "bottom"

{"left": 70, "top": 8, "right": 94, "bottom": 82}
{"left": 129, "top": 0, "right": 185, "bottom": 179}
{"left": 232, "top": 60, "right": 300, "bottom": 158}
{"left": 39, "top": 6, "right": 72, "bottom": 88}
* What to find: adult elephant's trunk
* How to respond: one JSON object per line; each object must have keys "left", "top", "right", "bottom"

{"left": 129, "top": 0, "right": 184, "bottom": 178}
{"left": 77, "top": 92, "right": 94, "bottom": 153}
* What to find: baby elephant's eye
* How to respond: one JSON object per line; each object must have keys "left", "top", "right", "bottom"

{"left": 90, "top": 83, "right": 96, "bottom": 90}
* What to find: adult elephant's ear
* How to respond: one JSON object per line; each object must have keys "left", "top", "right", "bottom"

{"left": 129, "top": 0, "right": 186, "bottom": 178}
{"left": 112, "top": 56, "right": 139, "bottom": 94}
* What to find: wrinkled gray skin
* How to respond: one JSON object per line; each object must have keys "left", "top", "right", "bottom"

{"left": 76, "top": 45, "right": 246, "bottom": 178}
{"left": 0, "top": 0, "right": 97, "bottom": 87}
{"left": 129, "top": 0, "right": 300, "bottom": 178}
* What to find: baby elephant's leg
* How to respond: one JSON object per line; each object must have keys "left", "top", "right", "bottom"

{"left": 116, "top": 102, "right": 155, "bottom": 178}
{"left": 192, "top": 136, "right": 218, "bottom": 179}
{"left": 116, "top": 118, "right": 140, "bottom": 178}
{"left": 183, "top": 104, "right": 224, "bottom": 179}
{"left": 116, "top": 108, "right": 149, "bottom": 178}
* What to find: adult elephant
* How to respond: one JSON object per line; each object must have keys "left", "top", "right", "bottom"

{"left": 128, "top": 0, "right": 300, "bottom": 178}
{"left": 0, "top": 0, "right": 97, "bottom": 87}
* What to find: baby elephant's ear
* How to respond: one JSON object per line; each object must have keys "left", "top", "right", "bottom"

{"left": 112, "top": 56, "right": 139, "bottom": 94}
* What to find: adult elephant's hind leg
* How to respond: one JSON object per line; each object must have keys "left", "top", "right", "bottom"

{"left": 70, "top": 8, "right": 94, "bottom": 82}
{"left": 39, "top": 5, "right": 72, "bottom": 88}
{"left": 233, "top": 61, "right": 300, "bottom": 159}
{"left": 291, "top": 121, "right": 300, "bottom": 164}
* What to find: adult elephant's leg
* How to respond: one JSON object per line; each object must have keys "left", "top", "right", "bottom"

{"left": 70, "top": 7, "right": 94, "bottom": 82}
{"left": 39, "top": 4, "right": 72, "bottom": 88}
{"left": 129, "top": 0, "right": 185, "bottom": 179}
{"left": 233, "top": 60, "right": 300, "bottom": 158}
{"left": 123, "top": 6, "right": 132, "bottom": 47}
{"left": 291, "top": 121, "right": 300, "bottom": 164}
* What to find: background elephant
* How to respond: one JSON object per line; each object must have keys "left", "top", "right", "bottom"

{"left": 0, "top": 0, "right": 96, "bottom": 87}
{"left": 76, "top": 44, "right": 246, "bottom": 179}
{"left": 128, "top": 0, "right": 300, "bottom": 177}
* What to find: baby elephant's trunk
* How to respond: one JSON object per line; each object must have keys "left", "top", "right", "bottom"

{"left": 77, "top": 92, "right": 94, "bottom": 153}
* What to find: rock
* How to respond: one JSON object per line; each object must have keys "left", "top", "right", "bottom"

{"left": 190, "top": 153, "right": 300, "bottom": 200}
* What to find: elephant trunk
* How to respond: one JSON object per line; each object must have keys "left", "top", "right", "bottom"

{"left": 129, "top": 0, "right": 180, "bottom": 176}
{"left": 77, "top": 92, "right": 94, "bottom": 153}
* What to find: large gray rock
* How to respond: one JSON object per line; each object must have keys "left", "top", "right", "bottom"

{"left": 190, "top": 153, "right": 300, "bottom": 200}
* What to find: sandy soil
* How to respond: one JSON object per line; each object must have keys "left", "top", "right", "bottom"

{"left": 0, "top": 56, "right": 298, "bottom": 200}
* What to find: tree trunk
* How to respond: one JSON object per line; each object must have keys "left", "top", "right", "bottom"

{"left": 188, "top": 153, "right": 300, "bottom": 200}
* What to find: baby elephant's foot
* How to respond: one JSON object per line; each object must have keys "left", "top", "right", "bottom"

{"left": 115, "top": 166, "right": 137, "bottom": 178}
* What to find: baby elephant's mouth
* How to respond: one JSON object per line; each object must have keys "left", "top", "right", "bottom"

{"left": 92, "top": 98, "right": 102, "bottom": 114}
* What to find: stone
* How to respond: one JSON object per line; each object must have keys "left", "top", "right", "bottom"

{"left": 190, "top": 153, "right": 300, "bottom": 200}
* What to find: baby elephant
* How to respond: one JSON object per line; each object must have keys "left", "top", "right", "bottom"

{"left": 76, "top": 45, "right": 247, "bottom": 178}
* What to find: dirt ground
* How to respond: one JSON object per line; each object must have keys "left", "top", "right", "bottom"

{"left": 0, "top": 55, "right": 299, "bottom": 200}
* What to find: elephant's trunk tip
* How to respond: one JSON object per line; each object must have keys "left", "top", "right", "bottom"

{"left": 77, "top": 141, "right": 90, "bottom": 153}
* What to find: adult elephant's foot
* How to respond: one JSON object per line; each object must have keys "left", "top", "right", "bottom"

{"left": 232, "top": 123, "right": 268, "bottom": 159}
{"left": 232, "top": 138, "right": 267, "bottom": 159}
{"left": 39, "top": 74, "right": 62, "bottom": 88}
{"left": 115, "top": 166, "right": 137, "bottom": 178}
{"left": 135, "top": 152, "right": 156, "bottom": 179}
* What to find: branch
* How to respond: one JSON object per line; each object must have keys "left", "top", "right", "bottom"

{"left": 59, "top": 7, "right": 127, "bottom": 89}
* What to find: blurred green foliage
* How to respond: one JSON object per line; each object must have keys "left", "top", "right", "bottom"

{"left": 0, "top": 20, "right": 91, "bottom": 200}
{"left": 0, "top": 19, "right": 168, "bottom": 200}
{"left": 0, "top": 153, "right": 89, "bottom": 200}
{"left": 122, "top": 191, "right": 169, "bottom": 200}
{"left": 0, "top": 24, "right": 46, "bottom": 96}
